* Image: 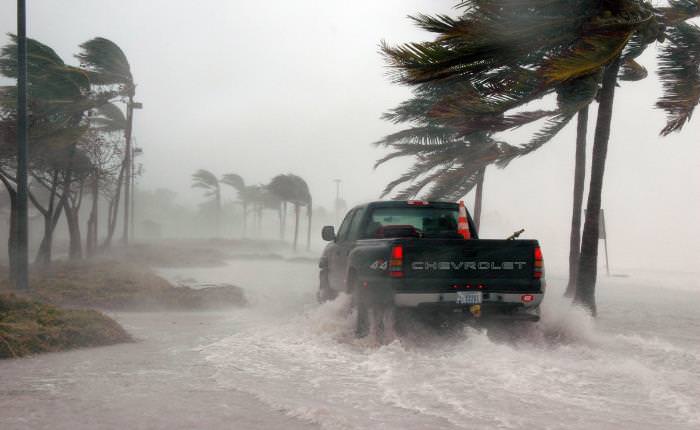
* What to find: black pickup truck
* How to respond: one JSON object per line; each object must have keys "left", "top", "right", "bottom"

{"left": 318, "top": 201, "right": 545, "bottom": 336}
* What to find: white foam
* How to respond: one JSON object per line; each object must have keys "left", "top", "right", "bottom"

{"left": 197, "top": 260, "right": 700, "bottom": 429}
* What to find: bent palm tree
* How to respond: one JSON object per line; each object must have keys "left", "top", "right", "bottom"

{"left": 91, "top": 102, "right": 127, "bottom": 249}
{"left": 77, "top": 37, "right": 136, "bottom": 244}
{"left": 379, "top": 0, "right": 678, "bottom": 313}
{"left": 268, "top": 174, "right": 312, "bottom": 251}
{"left": 0, "top": 36, "right": 97, "bottom": 270}
{"left": 192, "top": 169, "right": 221, "bottom": 235}
{"left": 220, "top": 173, "right": 248, "bottom": 236}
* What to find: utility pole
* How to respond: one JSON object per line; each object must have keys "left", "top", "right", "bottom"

{"left": 130, "top": 146, "right": 135, "bottom": 240}
{"left": 15, "top": 0, "right": 29, "bottom": 290}
{"left": 333, "top": 179, "right": 341, "bottom": 225}
{"left": 131, "top": 146, "right": 142, "bottom": 240}
{"left": 121, "top": 98, "right": 141, "bottom": 244}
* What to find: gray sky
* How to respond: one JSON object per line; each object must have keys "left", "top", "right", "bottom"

{"left": 1, "top": 1, "right": 699, "bottom": 272}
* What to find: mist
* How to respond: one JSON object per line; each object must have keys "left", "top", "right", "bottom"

{"left": 1, "top": 1, "right": 699, "bottom": 429}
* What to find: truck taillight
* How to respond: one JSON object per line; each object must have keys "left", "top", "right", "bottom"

{"left": 534, "top": 246, "right": 544, "bottom": 279}
{"left": 389, "top": 245, "right": 404, "bottom": 278}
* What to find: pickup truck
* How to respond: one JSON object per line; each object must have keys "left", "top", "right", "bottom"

{"left": 318, "top": 200, "right": 545, "bottom": 337}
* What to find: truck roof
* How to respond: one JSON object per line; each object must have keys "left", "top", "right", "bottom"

{"left": 357, "top": 201, "right": 459, "bottom": 210}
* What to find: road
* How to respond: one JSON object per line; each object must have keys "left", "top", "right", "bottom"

{"left": 1, "top": 259, "right": 699, "bottom": 429}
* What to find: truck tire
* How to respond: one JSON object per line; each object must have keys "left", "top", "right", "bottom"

{"left": 352, "top": 281, "right": 369, "bottom": 338}
{"left": 317, "top": 271, "right": 337, "bottom": 303}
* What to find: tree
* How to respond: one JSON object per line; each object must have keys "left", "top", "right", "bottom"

{"left": 379, "top": 0, "right": 681, "bottom": 313}
{"left": 374, "top": 81, "right": 559, "bottom": 228}
{"left": 76, "top": 37, "right": 136, "bottom": 245}
{"left": 564, "top": 107, "right": 589, "bottom": 297}
{"left": 88, "top": 102, "right": 126, "bottom": 253}
{"left": 0, "top": 35, "right": 101, "bottom": 270}
{"left": 192, "top": 169, "right": 221, "bottom": 234}
{"left": 220, "top": 173, "right": 248, "bottom": 236}
{"left": 574, "top": 4, "right": 700, "bottom": 314}
{"left": 82, "top": 130, "right": 121, "bottom": 256}
{"left": 268, "top": 174, "right": 312, "bottom": 251}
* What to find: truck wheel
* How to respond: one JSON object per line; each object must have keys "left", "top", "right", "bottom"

{"left": 317, "top": 272, "right": 337, "bottom": 304}
{"left": 353, "top": 283, "right": 369, "bottom": 338}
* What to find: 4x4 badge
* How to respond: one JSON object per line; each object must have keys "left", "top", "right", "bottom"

{"left": 369, "top": 260, "right": 388, "bottom": 270}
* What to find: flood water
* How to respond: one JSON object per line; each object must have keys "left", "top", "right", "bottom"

{"left": 1, "top": 259, "right": 699, "bottom": 429}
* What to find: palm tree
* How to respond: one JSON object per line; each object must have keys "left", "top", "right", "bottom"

{"left": 268, "top": 174, "right": 312, "bottom": 251}
{"left": 0, "top": 36, "right": 98, "bottom": 270}
{"left": 268, "top": 174, "right": 295, "bottom": 243}
{"left": 82, "top": 130, "right": 121, "bottom": 257}
{"left": 220, "top": 173, "right": 248, "bottom": 236}
{"left": 379, "top": 0, "right": 681, "bottom": 314}
{"left": 575, "top": 4, "right": 700, "bottom": 314}
{"left": 375, "top": 77, "right": 596, "bottom": 228}
{"left": 656, "top": 20, "right": 700, "bottom": 135}
{"left": 192, "top": 169, "right": 221, "bottom": 234}
{"left": 90, "top": 102, "right": 127, "bottom": 250}
{"left": 76, "top": 37, "right": 136, "bottom": 245}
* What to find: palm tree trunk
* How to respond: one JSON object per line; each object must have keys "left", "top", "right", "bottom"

{"left": 32, "top": 173, "right": 65, "bottom": 268}
{"left": 278, "top": 203, "right": 283, "bottom": 240}
{"left": 281, "top": 201, "right": 287, "bottom": 240}
{"left": 293, "top": 203, "right": 300, "bottom": 251}
{"left": 575, "top": 58, "right": 621, "bottom": 315}
{"left": 215, "top": 187, "right": 221, "bottom": 237}
{"left": 66, "top": 180, "right": 85, "bottom": 260}
{"left": 65, "top": 204, "right": 82, "bottom": 260}
{"left": 103, "top": 159, "right": 126, "bottom": 249}
{"left": 565, "top": 106, "right": 589, "bottom": 298}
{"left": 473, "top": 166, "right": 486, "bottom": 231}
{"left": 306, "top": 198, "right": 312, "bottom": 251}
{"left": 34, "top": 190, "right": 67, "bottom": 267}
{"left": 86, "top": 171, "right": 99, "bottom": 257}
{"left": 242, "top": 202, "right": 248, "bottom": 238}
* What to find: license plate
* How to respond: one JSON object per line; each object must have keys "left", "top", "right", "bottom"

{"left": 456, "top": 291, "right": 482, "bottom": 305}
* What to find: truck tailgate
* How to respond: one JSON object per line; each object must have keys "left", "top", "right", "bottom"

{"left": 399, "top": 239, "right": 540, "bottom": 292}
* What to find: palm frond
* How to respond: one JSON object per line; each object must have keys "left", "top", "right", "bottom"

{"left": 220, "top": 173, "right": 246, "bottom": 192}
{"left": 91, "top": 102, "right": 126, "bottom": 132}
{"left": 191, "top": 169, "right": 219, "bottom": 190}
{"left": 656, "top": 22, "right": 700, "bottom": 135}
{"left": 76, "top": 37, "right": 133, "bottom": 89}
{"left": 540, "top": 31, "right": 632, "bottom": 84}
{"left": 658, "top": 0, "right": 700, "bottom": 24}
{"left": 618, "top": 58, "right": 648, "bottom": 81}
{"left": 374, "top": 125, "right": 460, "bottom": 147}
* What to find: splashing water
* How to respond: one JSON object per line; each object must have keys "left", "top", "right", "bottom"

{"left": 165, "top": 261, "right": 700, "bottom": 430}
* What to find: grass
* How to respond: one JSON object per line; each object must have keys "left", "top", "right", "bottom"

{"left": 0, "top": 259, "right": 246, "bottom": 311}
{"left": 0, "top": 258, "right": 247, "bottom": 359}
{"left": 0, "top": 293, "right": 131, "bottom": 359}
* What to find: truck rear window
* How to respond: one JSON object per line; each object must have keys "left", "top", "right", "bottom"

{"left": 364, "top": 207, "right": 462, "bottom": 239}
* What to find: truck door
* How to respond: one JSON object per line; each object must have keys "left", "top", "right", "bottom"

{"left": 328, "top": 209, "right": 357, "bottom": 290}
{"left": 329, "top": 207, "right": 366, "bottom": 291}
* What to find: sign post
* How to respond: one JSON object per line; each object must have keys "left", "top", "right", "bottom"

{"left": 599, "top": 208, "right": 610, "bottom": 276}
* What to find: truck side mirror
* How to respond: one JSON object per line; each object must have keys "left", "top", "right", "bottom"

{"left": 321, "top": 225, "right": 336, "bottom": 241}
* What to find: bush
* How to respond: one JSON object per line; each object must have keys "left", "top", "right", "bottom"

{"left": 0, "top": 293, "right": 131, "bottom": 359}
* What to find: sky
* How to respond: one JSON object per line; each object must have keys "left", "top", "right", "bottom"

{"left": 0, "top": 1, "right": 699, "bottom": 272}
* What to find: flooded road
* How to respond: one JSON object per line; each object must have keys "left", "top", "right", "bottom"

{"left": 1, "top": 259, "right": 699, "bottom": 429}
